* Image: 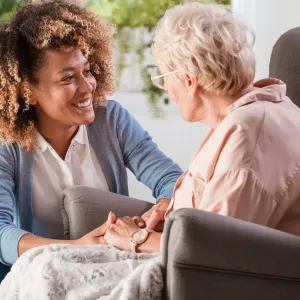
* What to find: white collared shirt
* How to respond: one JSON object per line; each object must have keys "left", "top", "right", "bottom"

{"left": 32, "top": 125, "right": 108, "bottom": 239}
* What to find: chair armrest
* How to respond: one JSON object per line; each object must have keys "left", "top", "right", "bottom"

{"left": 61, "top": 186, "right": 153, "bottom": 240}
{"left": 161, "top": 209, "right": 300, "bottom": 300}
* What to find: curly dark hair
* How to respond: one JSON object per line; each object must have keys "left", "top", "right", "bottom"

{"left": 0, "top": 0, "right": 114, "bottom": 148}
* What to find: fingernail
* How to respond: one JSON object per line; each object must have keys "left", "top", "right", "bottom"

{"left": 138, "top": 222, "right": 144, "bottom": 227}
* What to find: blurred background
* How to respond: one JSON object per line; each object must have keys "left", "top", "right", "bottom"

{"left": 1, "top": 0, "right": 300, "bottom": 202}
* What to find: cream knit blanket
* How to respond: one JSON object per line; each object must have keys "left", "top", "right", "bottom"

{"left": 0, "top": 244, "right": 163, "bottom": 300}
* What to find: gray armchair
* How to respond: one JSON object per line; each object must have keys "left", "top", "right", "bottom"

{"left": 62, "top": 186, "right": 300, "bottom": 300}
{"left": 162, "top": 208, "right": 300, "bottom": 300}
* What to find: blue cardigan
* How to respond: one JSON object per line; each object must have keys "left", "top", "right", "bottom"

{"left": 0, "top": 100, "right": 183, "bottom": 266}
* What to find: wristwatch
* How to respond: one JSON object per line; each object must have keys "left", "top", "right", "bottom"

{"left": 130, "top": 228, "right": 153, "bottom": 252}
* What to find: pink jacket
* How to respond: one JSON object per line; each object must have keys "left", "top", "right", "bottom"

{"left": 166, "top": 79, "right": 300, "bottom": 236}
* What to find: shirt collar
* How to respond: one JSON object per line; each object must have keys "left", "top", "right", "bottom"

{"left": 37, "top": 125, "right": 88, "bottom": 152}
{"left": 226, "top": 78, "right": 286, "bottom": 115}
{"left": 73, "top": 125, "right": 88, "bottom": 145}
{"left": 36, "top": 132, "right": 48, "bottom": 152}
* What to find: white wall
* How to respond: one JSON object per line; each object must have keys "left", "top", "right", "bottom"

{"left": 232, "top": 0, "right": 300, "bottom": 79}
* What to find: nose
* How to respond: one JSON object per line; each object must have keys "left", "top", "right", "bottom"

{"left": 78, "top": 75, "right": 94, "bottom": 94}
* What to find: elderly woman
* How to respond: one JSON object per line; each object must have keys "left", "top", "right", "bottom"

{"left": 104, "top": 2, "right": 300, "bottom": 253}
{"left": 0, "top": 0, "right": 183, "bottom": 272}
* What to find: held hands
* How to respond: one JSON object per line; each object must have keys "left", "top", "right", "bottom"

{"left": 104, "top": 216, "right": 140, "bottom": 251}
{"left": 73, "top": 212, "right": 141, "bottom": 251}
{"left": 73, "top": 199, "right": 169, "bottom": 251}
{"left": 74, "top": 212, "right": 116, "bottom": 246}
{"left": 133, "top": 198, "right": 170, "bottom": 231}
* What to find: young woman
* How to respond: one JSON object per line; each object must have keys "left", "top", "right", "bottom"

{"left": 0, "top": 0, "right": 182, "bottom": 271}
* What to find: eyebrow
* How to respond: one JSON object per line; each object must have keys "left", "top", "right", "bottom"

{"left": 58, "top": 61, "right": 90, "bottom": 74}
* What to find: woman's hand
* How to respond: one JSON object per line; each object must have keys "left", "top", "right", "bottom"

{"left": 74, "top": 212, "right": 116, "bottom": 246}
{"left": 104, "top": 216, "right": 140, "bottom": 251}
{"left": 134, "top": 199, "right": 170, "bottom": 231}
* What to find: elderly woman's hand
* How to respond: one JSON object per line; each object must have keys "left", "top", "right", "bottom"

{"left": 104, "top": 216, "right": 141, "bottom": 251}
{"left": 74, "top": 212, "right": 116, "bottom": 246}
{"left": 134, "top": 199, "right": 169, "bottom": 231}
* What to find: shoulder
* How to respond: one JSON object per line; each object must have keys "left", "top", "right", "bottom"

{"left": 222, "top": 101, "right": 266, "bottom": 135}
{"left": 93, "top": 100, "right": 131, "bottom": 123}
{"left": 207, "top": 102, "right": 266, "bottom": 174}
{"left": 95, "top": 100, "right": 127, "bottom": 114}
{"left": 90, "top": 100, "right": 145, "bottom": 140}
{"left": 0, "top": 141, "right": 19, "bottom": 170}
{"left": 216, "top": 101, "right": 266, "bottom": 150}
{"left": 0, "top": 140, "right": 18, "bottom": 155}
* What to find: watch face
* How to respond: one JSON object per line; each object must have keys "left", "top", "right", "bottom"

{"left": 131, "top": 229, "right": 148, "bottom": 244}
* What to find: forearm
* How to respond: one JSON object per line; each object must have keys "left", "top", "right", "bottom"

{"left": 18, "top": 233, "right": 75, "bottom": 257}
{"left": 137, "top": 231, "right": 162, "bottom": 253}
{"left": 116, "top": 102, "right": 182, "bottom": 200}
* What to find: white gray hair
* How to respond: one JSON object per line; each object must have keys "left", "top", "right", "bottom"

{"left": 152, "top": 2, "right": 255, "bottom": 96}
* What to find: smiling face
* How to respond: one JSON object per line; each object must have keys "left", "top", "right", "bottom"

{"left": 30, "top": 49, "right": 97, "bottom": 132}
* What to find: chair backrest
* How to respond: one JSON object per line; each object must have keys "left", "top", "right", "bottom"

{"left": 269, "top": 27, "right": 300, "bottom": 108}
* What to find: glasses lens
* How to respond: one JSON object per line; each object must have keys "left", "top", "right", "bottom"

{"left": 158, "top": 76, "right": 164, "bottom": 89}
{"left": 151, "top": 67, "right": 164, "bottom": 89}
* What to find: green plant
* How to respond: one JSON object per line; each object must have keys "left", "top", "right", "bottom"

{"left": 88, "top": 0, "right": 231, "bottom": 117}
{"left": 0, "top": 0, "right": 19, "bottom": 20}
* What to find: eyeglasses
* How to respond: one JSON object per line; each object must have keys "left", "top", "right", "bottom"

{"left": 151, "top": 67, "right": 179, "bottom": 90}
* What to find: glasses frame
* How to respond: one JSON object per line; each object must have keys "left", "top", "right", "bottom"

{"left": 151, "top": 67, "right": 179, "bottom": 89}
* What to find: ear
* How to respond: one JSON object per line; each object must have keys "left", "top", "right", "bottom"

{"left": 184, "top": 73, "right": 202, "bottom": 97}
{"left": 19, "top": 81, "right": 37, "bottom": 105}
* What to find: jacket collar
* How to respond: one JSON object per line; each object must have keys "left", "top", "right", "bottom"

{"left": 227, "top": 78, "right": 286, "bottom": 115}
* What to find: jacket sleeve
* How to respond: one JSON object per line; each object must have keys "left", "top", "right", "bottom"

{"left": 0, "top": 143, "right": 29, "bottom": 265}
{"left": 113, "top": 101, "right": 183, "bottom": 201}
